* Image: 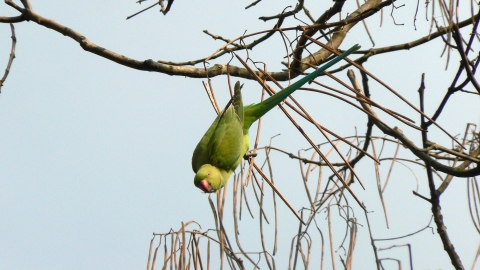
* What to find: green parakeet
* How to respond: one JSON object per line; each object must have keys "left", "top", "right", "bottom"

{"left": 192, "top": 44, "right": 360, "bottom": 193}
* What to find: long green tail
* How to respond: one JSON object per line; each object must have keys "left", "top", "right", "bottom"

{"left": 243, "top": 44, "right": 360, "bottom": 130}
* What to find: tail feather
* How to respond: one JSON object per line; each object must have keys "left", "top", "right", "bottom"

{"left": 233, "top": 81, "right": 244, "bottom": 124}
{"left": 243, "top": 44, "right": 360, "bottom": 130}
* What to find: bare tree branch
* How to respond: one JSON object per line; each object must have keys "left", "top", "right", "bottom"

{"left": 0, "top": 23, "right": 16, "bottom": 93}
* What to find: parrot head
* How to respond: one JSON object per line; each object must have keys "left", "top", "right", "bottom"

{"left": 194, "top": 164, "right": 223, "bottom": 193}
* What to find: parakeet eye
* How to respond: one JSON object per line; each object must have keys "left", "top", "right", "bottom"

{"left": 207, "top": 173, "right": 211, "bottom": 176}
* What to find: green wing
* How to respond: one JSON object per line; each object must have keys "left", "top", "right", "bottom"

{"left": 191, "top": 113, "right": 221, "bottom": 172}
{"left": 192, "top": 82, "right": 244, "bottom": 172}
{"left": 243, "top": 44, "right": 360, "bottom": 131}
{"left": 192, "top": 45, "right": 359, "bottom": 175}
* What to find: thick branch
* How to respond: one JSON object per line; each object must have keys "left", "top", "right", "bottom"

{"left": 19, "top": 0, "right": 33, "bottom": 10}
{"left": 290, "top": 0, "right": 345, "bottom": 72}
{"left": 436, "top": 146, "right": 480, "bottom": 194}
{"left": 3, "top": 0, "right": 477, "bottom": 83}
{"left": 451, "top": 20, "right": 480, "bottom": 94}
{"left": 0, "top": 15, "right": 24, "bottom": 23}
{"left": 3, "top": 5, "right": 298, "bottom": 80}
{"left": 3, "top": 0, "right": 443, "bottom": 82}
{"left": 297, "top": 0, "right": 384, "bottom": 72}
{"left": 420, "top": 83, "right": 465, "bottom": 269}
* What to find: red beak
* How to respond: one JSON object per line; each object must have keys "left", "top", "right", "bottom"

{"left": 197, "top": 180, "right": 212, "bottom": 193}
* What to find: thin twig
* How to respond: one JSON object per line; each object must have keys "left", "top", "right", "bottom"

{"left": 0, "top": 23, "right": 17, "bottom": 93}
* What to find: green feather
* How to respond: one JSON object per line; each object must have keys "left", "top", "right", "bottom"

{"left": 243, "top": 44, "right": 361, "bottom": 131}
{"left": 192, "top": 44, "right": 360, "bottom": 193}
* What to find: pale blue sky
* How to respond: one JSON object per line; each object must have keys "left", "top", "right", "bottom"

{"left": 1, "top": 1, "right": 479, "bottom": 269}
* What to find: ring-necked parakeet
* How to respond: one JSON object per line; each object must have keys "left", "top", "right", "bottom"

{"left": 192, "top": 44, "right": 360, "bottom": 193}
